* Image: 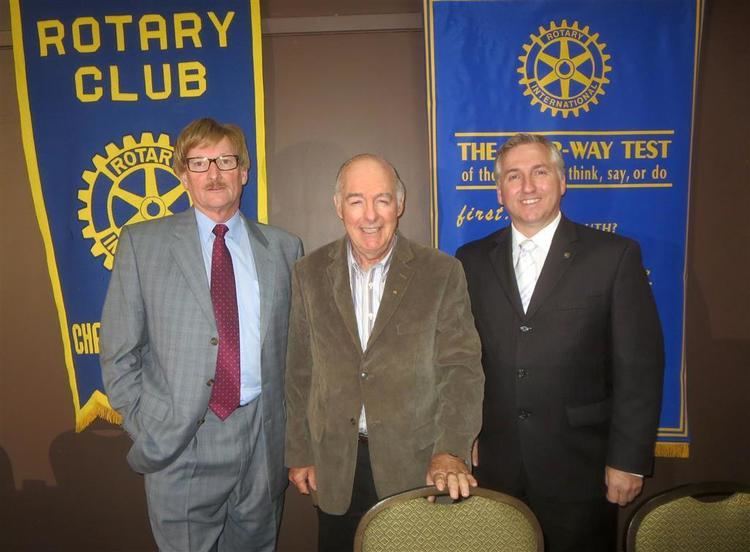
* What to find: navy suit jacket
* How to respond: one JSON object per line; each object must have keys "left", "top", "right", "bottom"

{"left": 456, "top": 217, "right": 664, "bottom": 500}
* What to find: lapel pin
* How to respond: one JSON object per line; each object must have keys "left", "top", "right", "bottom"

{"left": 564, "top": 251, "right": 572, "bottom": 259}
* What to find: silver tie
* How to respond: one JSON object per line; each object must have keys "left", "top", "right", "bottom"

{"left": 515, "top": 239, "right": 538, "bottom": 313}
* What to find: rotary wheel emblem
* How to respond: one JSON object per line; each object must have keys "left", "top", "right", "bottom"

{"left": 517, "top": 20, "right": 612, "bottom": 118}
{"left": 77, "top": 132, "right": 190, "bottom": 270}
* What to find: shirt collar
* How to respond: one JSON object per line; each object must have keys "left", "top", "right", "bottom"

{"left": 346, "top": 235, "right": 398, "bottom": 274}
{"left": 511, "top": 211, "right": 561, "bottom": 253}
{"left": 195, "top": 208, "right": 243, "bottom": 244}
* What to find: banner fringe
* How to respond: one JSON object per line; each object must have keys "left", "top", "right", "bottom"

{"left": 76, "top": 393, "right": 122, "bottom": 432}
{"left": 655, "top": 442, "right": 690, "bottom": 458}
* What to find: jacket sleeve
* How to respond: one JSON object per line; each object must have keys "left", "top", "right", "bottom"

{"left": 100, "top": 226, "right": 147, "bottom": 440}
{"left": 607, "top": 240, "right": 665, "bottom": 474}
{"left": 432, "top": 260, "right": 485, "bottom": 461}
{"left": 284, "top": 262, "right": 314, "bottom": 467}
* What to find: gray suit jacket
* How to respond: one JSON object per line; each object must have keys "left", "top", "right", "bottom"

{"left": 101, "top": 208, "right": 302, "bottom": 498}
{"left": 285, "top": 235, "right": 484, "bottom": 514}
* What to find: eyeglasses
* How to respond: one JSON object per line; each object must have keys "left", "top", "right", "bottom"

{"left": 185, "top": 155, "right": 240, "bottom": 173}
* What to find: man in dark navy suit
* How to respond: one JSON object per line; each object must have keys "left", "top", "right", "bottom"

{"left": 456, "top": 133, "right": 664, "bottom": 552}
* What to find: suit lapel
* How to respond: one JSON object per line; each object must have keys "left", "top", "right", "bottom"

{"left": 244, "top": 217, "right": 275, "bottom": 346}
{"left": 489, "top": 227, "right": 525, "bottom": 318}
{"left": 327, "top": 239, "right": 363, "bottom": 354}
{"left": 525, "top": 217, "right": 578, "bottom": 318}
{"left": 366, "top": 237, "right": 415, "bottom": 349}
{"left": 169, "top": 209, "right": 216, "bottom": 328}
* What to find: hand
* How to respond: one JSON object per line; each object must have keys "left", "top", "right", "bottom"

{"left": 471, "top": 439, "right": 479, "bottom": 467}
{"left": 605, "top": 466, "right": 643, "bottom": 506}
{"left": 426, "top": 453, "right": 477, "bottom": 500}
{"left": 289, "top": 465, "right": 317, "bottom": 495}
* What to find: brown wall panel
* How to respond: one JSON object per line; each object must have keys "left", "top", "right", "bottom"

{"left": 0, "top": 48, "right": 72, "bottom": 488}
{"left": 264, "top": 29, "right": 430, "bottom": 253}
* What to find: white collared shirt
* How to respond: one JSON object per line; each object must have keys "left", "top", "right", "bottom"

{"left": 347, "top": 238, "right": 397, "bottom": 435}
{"left": 511, "top": 211, "right": 562, "bottom": 297}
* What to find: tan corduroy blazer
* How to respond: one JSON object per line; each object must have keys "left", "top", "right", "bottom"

{"left": 285, "top": 235, "right": 484, "bottom": 514}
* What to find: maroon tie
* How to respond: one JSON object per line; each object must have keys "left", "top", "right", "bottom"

{"left": 208, "top": 224, "right": 240, "bottom": 421}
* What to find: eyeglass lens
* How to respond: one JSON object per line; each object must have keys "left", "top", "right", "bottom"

{"left": 187, "top": 155, "right": 238, "bottom": 172}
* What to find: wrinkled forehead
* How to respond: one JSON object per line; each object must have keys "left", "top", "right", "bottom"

{"left": 341, "top": 158, "right": 397, "bottom": 193}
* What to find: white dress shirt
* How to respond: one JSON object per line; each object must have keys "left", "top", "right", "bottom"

{"left": 511, "top": 211, "right": 562, "bottom": 300}
{"left": 347, "top": 238, "right": 397, "bottom": 436}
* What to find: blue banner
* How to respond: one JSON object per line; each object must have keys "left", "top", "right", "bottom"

{"left": 11, "top": 0, "right": 268, "bottom": 430}
{"left": 425, "top": 0, "right": 701, "bottom": 456}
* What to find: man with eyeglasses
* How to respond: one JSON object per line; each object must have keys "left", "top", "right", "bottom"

{"left": 100, "top": 118, "right": 303, "bottom": 551}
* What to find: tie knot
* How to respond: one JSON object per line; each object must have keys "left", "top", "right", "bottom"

{"left": 213, "top": 224, "right": 229, "bottom": 239}
{"left": 519, "top": 239, "right": 536, "bottom": 253}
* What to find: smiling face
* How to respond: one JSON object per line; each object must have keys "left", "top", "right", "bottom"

{"left": 335, "top": 157, "right": 404, "bottom": 269}
{"left": 180, "top": 136, "right": 248, "bottom": 223}
{"left": 496, "top": 142, "right": 566, "bottom": 237}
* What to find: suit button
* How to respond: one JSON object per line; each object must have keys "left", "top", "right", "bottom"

{"left": 517, "top": 368, "right": 527, "bottom": 379}
{"left": 518, "top": 409, "right": 531, "bottom": 420}
{"left": 360, "top": 372, "right": 368, "bottom": 380}
{"left": 350, "top": 417, "right": 357, "bottom": 425}
{"left": 206, "top": 378, "right": 215, "bottom": 387}
{"left": 210, "top": 337, "right": 219, "bottom": 346}
{"left": 519, "top": 325, "right": 532, "bottom": 333}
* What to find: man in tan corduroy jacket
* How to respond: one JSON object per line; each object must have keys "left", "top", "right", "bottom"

{"left": 284, "top": 153, "right": 484, "bottom": 552}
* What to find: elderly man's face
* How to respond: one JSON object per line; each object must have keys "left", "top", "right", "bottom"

{"left": 497, "top": 143, "right": 566, "bottom": 237}
{"left": 335, "top": 158, "right": 403, "bottom": 269}
{"left": 180, "top": 136, "right": 248, "bottom": 223}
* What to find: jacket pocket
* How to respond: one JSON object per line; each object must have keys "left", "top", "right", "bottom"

{"left": 555, "top": 294, "right": 603, "bottom": 311}
{"left": 139, "top": 391, "right": 169, "bottom": 422}
{"left": 566, "top": 398, "right": 612, "bottom": 427}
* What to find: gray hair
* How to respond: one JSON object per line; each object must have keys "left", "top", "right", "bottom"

{"left": 494, "top": 133, "right": 565, "bottom": 181}
{"left": 335, "top": 153, "right": 405, "bottom": 205}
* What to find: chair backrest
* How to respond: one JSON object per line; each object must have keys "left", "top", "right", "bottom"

{"left": 626, "top": 481, "right": 750, "bottom": 552}
{"left": 353, "top": 486, "right": 544, "bottom": 552}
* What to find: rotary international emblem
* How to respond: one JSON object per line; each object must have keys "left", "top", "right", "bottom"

{"left": 77, "top": 133, "right": 191, "bottom": 270}
{"left": 517, "top": 20, "right": 612, "bottom": 118}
